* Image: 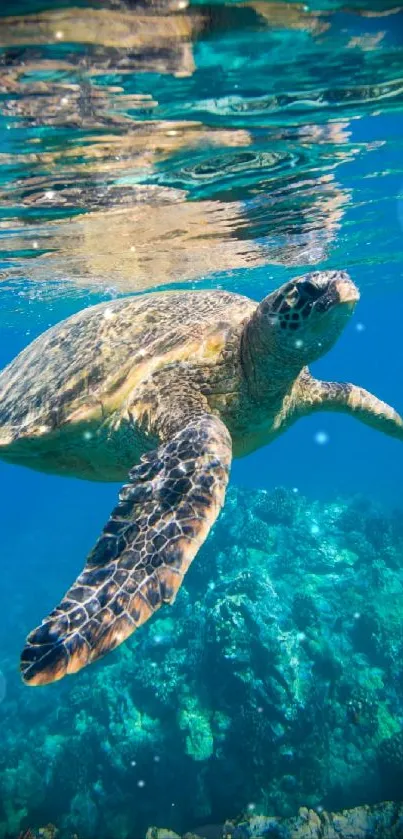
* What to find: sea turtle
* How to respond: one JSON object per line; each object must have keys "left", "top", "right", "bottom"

{"left": 1, "top": 270, "right": 402, "bottom": 686}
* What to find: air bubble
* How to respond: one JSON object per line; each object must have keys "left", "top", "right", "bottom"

{"left": 153, "top": 635, "right": 164, "bottom": 645}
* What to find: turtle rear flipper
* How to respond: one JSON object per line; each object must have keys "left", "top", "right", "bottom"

{"left": 20, "top": 414, "right": 232, "bottom": 686}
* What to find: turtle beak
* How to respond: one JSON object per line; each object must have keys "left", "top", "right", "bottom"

{"left": 298, "top": 270, "right": 359, "bottom": 316}
{"left": 336, "top": 277, "right": 360, "bottom": 308}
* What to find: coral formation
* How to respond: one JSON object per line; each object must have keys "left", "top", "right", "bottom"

{"left": 147, "top": 800, "right": 403, "bottom": 839}
{"left": 0, "top": 486, "right": 402, "bottom": 838}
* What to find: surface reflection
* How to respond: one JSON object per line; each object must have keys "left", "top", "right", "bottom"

{"left": 0, "top": 0, "right": 402, "bottom": 298}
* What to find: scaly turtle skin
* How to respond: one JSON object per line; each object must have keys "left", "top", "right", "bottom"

{"left": 0, "top": 270, "right": 402, "bottom": 686}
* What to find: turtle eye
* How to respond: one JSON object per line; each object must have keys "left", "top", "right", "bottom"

{"left": 286, "top": 287, "right": 299, "bottom": 304}
{"left": 299, "top": 281, "right": 323, "bottom": 301}
{"left": 279, "top": 288, "right": 298, "bottom": 313}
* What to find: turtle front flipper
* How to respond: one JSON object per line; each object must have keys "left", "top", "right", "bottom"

{"left": 21, "top": 414, "right": 232, "bottom": 685}
{"left": 299, "top": 375, "right": 403, "bottom": 440}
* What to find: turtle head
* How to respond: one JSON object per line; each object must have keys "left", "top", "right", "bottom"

{"left": 254, "top": 270, "right": 359, "bottom": 368}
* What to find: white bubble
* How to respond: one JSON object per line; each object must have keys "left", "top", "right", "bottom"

{"left": 153, "top": 635, "right": 164, "bottom": 645}
{"left": 55, "top": 30, "right": 64, "bottom": 39}
{"left": 83, "top": 431, "right": 92, "bottom": 441}
{"left": 32, "top": 240, "right": 39, "bottom": 249}
{"left": 292, "top": 487, "right": 299, "bottom": 494}
{"left": 355, "top": 322, "right": 365, "bottom": 332}
{"left": 297, "top": 632, "right": 306, "bottom": 642}
{"left": 137, "top": 779, "right": 146, "bottom": 788}
{"left": 257, "top": 706, "right": 263, "bottom": 713}
{"left": 44, "top": 190, "right": 55, "bottom": 200}
{"left": 353, "top": 612, "right": 361, "bottom": 620}
{"left": 60, "top": 97, "right": 69, "bottom": 106}
{"left": 103, "top": 307, "right": 114, "bottom": 321}
{"left": 247, "top": 803, "right": 256, "bottom": 811}
{"left": 314, "top": 431, "right": 329, "bottom": 445}
{"left": 294, "top": 339, "right": 303, "bottom": 348}
{"left": 153, "top": 755, "right": 160, "bottom": 763}
{"left": 310, "top": 524, "right": 320, "bottom": 535}
{"left": 171, "top": 802, "right": 175, "bottom": 807}
{"left": 130, "top": 245, "right": 136, "bottom": 252}
{"left": 130, "top": 760, "right": 137, "bottom": 767}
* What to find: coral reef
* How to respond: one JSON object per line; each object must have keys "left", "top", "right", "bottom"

{"left": 0, "top": 486, "right": 403, "bottom": 838}
{"left": 147, "top": 800, "right": 403, "bottom": 839}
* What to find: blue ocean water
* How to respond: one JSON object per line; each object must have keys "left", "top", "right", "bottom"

{"left": 0, "top": 1, "right": 403, "bottom": 837}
